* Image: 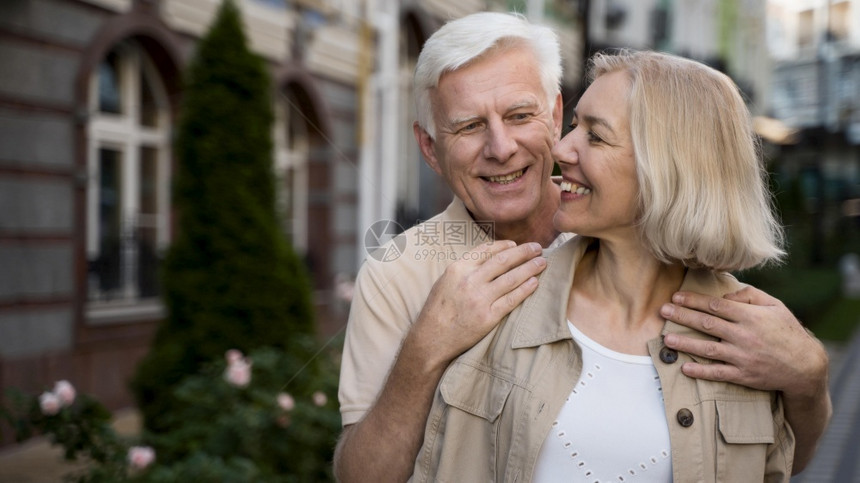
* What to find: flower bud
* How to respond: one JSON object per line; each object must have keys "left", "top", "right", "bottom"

{"left": 312, "top": 391, "right": 327, "bottom": 407}
{"left": 277, "top": 392, "right": 295, "bottom": 411}
{"left": 276, "top": 414, "right": 291, "bottom": 428}
{"left": 225, "top": 349, "right": 243, "bottom": 364}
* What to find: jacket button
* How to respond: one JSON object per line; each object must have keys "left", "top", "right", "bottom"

{"left": 676, "top": 408, "right": 694, "bottom": 427}
{"left": 659, "top": 347, "right": 679, "bottom": 364}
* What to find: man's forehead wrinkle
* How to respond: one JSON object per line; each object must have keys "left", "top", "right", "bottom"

{"left": 431, "top": 52, "right": 548, "bottom": 133}
{"left": 442, "top": 94, "right": 542, "bottom": 120}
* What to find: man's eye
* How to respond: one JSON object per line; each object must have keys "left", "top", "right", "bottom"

{"left": 459, "top": 122, "right": 480, "bottom": 133}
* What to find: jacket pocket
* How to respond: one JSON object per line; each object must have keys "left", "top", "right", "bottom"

{"left": 714, "top": 398, "right": 778, "bottom": 482}
{"left": 716, "top": 399, "right": 775, "bottom": 444}
{"left": 440, "top": 361, "right": 514, "bottom": 422}
{"left": 420, "top": 362, "right": 515, "bottom": 482}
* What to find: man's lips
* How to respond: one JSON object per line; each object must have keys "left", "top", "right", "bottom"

{"left": 483, "top": 168, "right": 525, "bottom": 185}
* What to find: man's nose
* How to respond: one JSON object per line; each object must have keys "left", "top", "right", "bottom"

{"left": 483, "top": 122, "right": 518, "bottom": 162}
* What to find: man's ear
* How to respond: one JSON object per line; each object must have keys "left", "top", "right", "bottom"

{"left": 414, "top": 121, "right": 443, "bottom": 176}
{"left": 552, "top": 93, "right": 564, "bottom": 141}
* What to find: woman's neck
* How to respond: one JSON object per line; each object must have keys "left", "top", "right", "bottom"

{"left": 567, "top": 238, "right": 686, "bottom": 355}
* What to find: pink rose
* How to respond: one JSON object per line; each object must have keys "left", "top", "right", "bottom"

{"left": 127, "top": 445, "right": 156, "bottom": 470}
{"left": 53, "top": 380, "right": 76, "bottom": 407}
{"left": 224, "top": 359, "right": 252, "bottom": 387}
{"left": 312, "top": 391, "right": 327, "bottom": 407}
{"left": 277, "top": 392, "right": 295, "bottom": 411}
{"left": 39, "top": 391, "right": 61, "bottom": 416}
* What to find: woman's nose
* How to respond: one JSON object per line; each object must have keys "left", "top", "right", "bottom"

{"left": 552, "top": 132, "right": 578, "bottom": 166}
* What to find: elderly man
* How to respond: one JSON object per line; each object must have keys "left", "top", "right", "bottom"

{"left": 335, "top": 12, "right": 831, "bottom": 482}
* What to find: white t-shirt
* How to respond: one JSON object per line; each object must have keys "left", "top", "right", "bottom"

{"left": 533, "top": 321, "right": 673, "bottom": 482}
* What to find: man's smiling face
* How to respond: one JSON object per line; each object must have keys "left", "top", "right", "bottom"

{"left": 416, "top": 45, "right": 561, "bottom": 229}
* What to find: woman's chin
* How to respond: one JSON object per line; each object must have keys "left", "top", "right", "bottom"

{"left": 552, "top": 213, "right": 575, "bottom": 234}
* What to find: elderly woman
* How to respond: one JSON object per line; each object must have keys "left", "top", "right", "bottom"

{"left": 410, "top": 50, "right": 795, "bottom": 482}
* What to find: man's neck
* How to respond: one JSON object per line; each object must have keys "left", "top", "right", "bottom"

{"left": 494, "top": 221, "right": 559, "bottom": 248}
{"left": 492, "top": 187, "right": 561, "bottom": 248}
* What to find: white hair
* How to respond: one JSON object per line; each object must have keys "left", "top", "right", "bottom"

{"left": 413, "top": 12, "right": 562, "bottom": 139}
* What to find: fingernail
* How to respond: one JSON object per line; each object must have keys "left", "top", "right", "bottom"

{"left": 672, "top": 293, "right": 684, "bottom": 304}
{"left": 529, "top": 242, "right": 542, "bottom": 253}
{"left": 664, "top": 334, "right": 676, "bottom": 345}
{"left": 660, "top": 303, "right": 674, "bottom": 317}
{"left": 533, "top": 257, "right": 547, "bottom": 267}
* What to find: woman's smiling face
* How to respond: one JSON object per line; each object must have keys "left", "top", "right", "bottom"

{"left": 552, "top": 69, "right": 639, "bottom": 241}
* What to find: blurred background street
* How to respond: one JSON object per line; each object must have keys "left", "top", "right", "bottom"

{"left": 793, "top": 329, "right": 860, "bottom": 482}
{"left": 1, "top": 0, "right": 859, "bottom": 480}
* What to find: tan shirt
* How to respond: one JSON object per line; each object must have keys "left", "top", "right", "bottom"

{"left": 339, "top": 198, "right": 570, "bottom": 426}
{"left": 411, "top": 236, "right": 795, "bottom": 482}
{"left": 339, "top": 199, "right": 481, "bottom": 425}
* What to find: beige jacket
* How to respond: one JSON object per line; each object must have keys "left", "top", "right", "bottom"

{"left": 411, "top": 237, "right": 795, "bottom": 482}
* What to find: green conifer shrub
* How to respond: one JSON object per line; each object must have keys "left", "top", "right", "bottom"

{"left": 131, "top": 0, "right": 317, "bottom": 439}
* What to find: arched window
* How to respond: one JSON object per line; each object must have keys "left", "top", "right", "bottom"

{"left": 396, "top": 18, "right": 421, "bottom": 225}
{"left": 86, "top": 40, "right": 171, "bottom": 313}
{"left": 275, "top": 88, "right": 309, "bottom": 254}
{"left": 398, "top": 14, "right": 449, "bottom": 226}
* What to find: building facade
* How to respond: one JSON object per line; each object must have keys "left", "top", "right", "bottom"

{"left": 584, "top": 0, "right": 770, "bottom": 114}
{"left": 0, "top": 0, "right": 583, "bottom": 427}
{"left": 766, "top": 0, "right": 860, "bottom": 264}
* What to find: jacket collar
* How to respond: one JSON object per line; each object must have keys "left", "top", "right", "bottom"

{"left": 510, "top": 236, "right": 586, "bottom": 349}
{"left": 510, "top": 236, "right": 737, "bottom": 349}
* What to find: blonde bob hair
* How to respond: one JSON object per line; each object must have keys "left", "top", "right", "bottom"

{"left": 588, "top": 50, "right": 785, "bottom": 272}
